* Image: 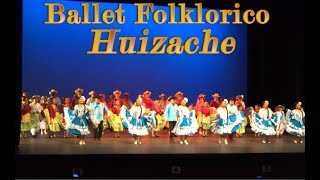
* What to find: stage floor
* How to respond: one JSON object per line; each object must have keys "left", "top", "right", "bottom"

{"left": 17, "top": 128, "right": 305, "bottom": 154}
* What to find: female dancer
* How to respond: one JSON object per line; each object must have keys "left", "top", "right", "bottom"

{"left": 151, "top": 100, "right": 166, "bottom": 137}
{"left": 200, "top": 101, "right": 212, "bottom": 137}
{"left": 235, "top": 105, "right": 248, "bottom": 137}
{"left": 195, "top": 94, "right": 205, "bottom": 135}
{"left": 274, "top": 105, "right": 286, "bottom": 138}
{"left": 109, "top": 99, "right": 124, "bottom": 138}
{"left": 68, "top": 96, "right": 91, "bottom": 145}
{"left": 172, "top": 97, "right": 198, "bottom": 145}
{"left": 285, "top": 102, "right": 305, "bottom": 143}
{"left": 21, "top": 95, "right": 32, "bottom": 138}
{"left": 251, "top": 100, "right": 276, "bottom": 143}
{"left": 120, "top": 97, "right": 156, "bottom": 144}
{"left": 44, "top": 97, "right": 63, "bottom": 138}
{"left": 212, "top": 99, "right": 243, "bottom": 144}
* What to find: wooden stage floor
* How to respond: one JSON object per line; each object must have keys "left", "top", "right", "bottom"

{"left": 17, "top": 128, "right": 305, "bottom": 154}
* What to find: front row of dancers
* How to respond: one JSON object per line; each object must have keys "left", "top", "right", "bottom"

{"left": 21, "top": 95, "right": 305, "bottom": 145}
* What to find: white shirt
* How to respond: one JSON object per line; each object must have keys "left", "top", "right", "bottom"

{"left": 258, "top": 108, "right": 273, "bottom": 119}
{"left": 227, "top": 104, "right": 238, "bottom": 114}
{"left": 217, "top": 107, "right": 228, "bottom": 120}
{"left": 130, "top": 105, "right": 146, "bottom": 119}
{"left": 30, "top": 102, "right": 43, "bottom": 113}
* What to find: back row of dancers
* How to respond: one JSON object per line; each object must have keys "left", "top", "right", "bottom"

{"left": 20, "top": 89, "right": 305, "bottom": 145}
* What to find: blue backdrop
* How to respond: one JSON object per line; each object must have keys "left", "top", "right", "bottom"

{"left": 23, "top": 0, "right": 247, "bottom": 104}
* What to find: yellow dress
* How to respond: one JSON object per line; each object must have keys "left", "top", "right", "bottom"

{"left": 21, "top": 113, "right": 31, "bottom": 131}
{"left": 197, "top": 112, "right": 203, "bottom": 128}
{"left": 155, "top": 114, "right": 166, "bottom": 131}
{"left": 44, "top": 108, "right": 62, "bottom": 132}
{"left": 107, "top": 111, "right": 124, "bottom": 132}
{"left": 201, "top": 114, "right": 212, "bottom": 130}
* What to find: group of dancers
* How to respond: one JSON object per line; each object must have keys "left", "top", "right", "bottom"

{"left": 20, "top": 89, "right": 305, "bottom": 145}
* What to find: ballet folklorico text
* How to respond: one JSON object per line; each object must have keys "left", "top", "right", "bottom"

{"left": 44, "top": 3, "right": 270, "bottom": 55}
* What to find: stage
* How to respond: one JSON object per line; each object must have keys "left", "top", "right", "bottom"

{"left": 15, "top": 128, "right": 305, "bottom": 178}
{"left": 17, "top": 128, "right": 304, "bottom": 154}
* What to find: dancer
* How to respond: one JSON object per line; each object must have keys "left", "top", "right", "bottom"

{"left": 195, "top": 94, "right": 205, "bottom": 135}
{"left": 141, "top": 90, "right": 153, "bottom": 109}
{"left": 172, "top": 97, "right": 198, "bottom": 144}
{"left": 227, "top": 97, "right": 238, "bottom": 140}
{"left": 48, "top": 89, "right": 62, "bottom": 106}
{"left": 39, "top": 96, "right": 48, "bottom": 135}
{"left": 122, "top": 93, "right": 133, "bottom": 109}
{"left": 164, "top": 96, "right": 178, "bottom": 142}
{"left": 252, "top": 104, "right": 261, "bottom": 137}
{"left": 273, "top": 105, "right": 286, "bottom": 138}
{"left": 235, "top": 105, "right": 248, "bottom": 137}
{"left": 119, "top": 97, "right": 156, "bottom": 144}
{"left": 21, "top": 95, "right": 31, "bottom": 138}
{"left": 106, "top": 93, "right": 114, "bottom": 109}
{"left": 68, "top": 96, "right": 91, "bottom": 145}
{"left": 210, "top": 93, "right": 220, "bottom": 109}
{"left": 91, "top": 95, "right": 109, "bottom": 140}
{"left": 235, "top": 95, "right": 246, "bottom": 109}
{"left": 285, "top": 102, "right": 305, "bottom": 143}
{"left": 200, "top": 102, "right": 212, "bottom": 137}
{"left": 175, "top": 91, "right": 184, "bottom": 105}
{"left": 212, "top": 99, "right": 243, "bottom": 144}
{"left": 251, "top": 100, "right": 276, "bottom": 143}
{"left": 44, "top": 97, "right": 63, "bottom": 138}
{"left": 62, "top": 97, "right": 73, "bottom": 138}
{"left": 86, "top": 91, "right": 96, "bottom": 106}
{"left": 98, "top": 93, "right": 109, "bottom": 132}
{"left": 29, "top": 95, "right": 43, "bottom": 138}
{"left": 109, "top": 98, "right": 124, "bottom": 138}
{"left": 151, "top": 100, "right": 166, "bottom": 137}
{"left": 72, "top": 88, "right": 83, "bottom": 109}
{"left": 112, "top": 90, "right": 123, "bottom": 107}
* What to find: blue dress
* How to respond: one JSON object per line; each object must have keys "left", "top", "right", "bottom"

{"left": 251, "top": 108, "right": 276, "bottom": 135}
{"left": 119, "top": 105, "right": 156, "bottom": 136}
{"left": 172, "top": 106, "right": 198, "bottom": 135}
{"left": 285, "top": 109, "right": 305, "bottom": 136}
{"left": 211, "top": 106, "right": 243, "bottom": 134}
{"left": 67, "top": 105, "right": 91, "bottom": 135}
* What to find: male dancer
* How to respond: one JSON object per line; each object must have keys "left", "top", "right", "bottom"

{"left": 164, "top": 96, "right": 178, "bottom": 142}
{"left": 92, "top": 96, "right": 109, "bottom": 140}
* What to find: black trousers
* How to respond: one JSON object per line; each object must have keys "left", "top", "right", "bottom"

{"left": 94, "top": 121, "right": 104, "bottom": 139}
{"left": 169, "top": 121, "right": 177, "bottom": 139}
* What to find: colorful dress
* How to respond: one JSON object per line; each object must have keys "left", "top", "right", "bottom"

{"left": 211, "top": 106, "right": 243, "bottom": 134}
{"left": 67, "top": 104, "right": 91, "bottom": 135}
{"left": 285, "top": 109, "right": 305, "bottom": 136}
{"left": 108, "top": 106, "right": 124, "bottom": 132}
{"left": 273, "top": 111, "right": 286, "bottom": 135}
{"left": 172, "top": 105, "right": 198, "bottom": 135}
{"left": 195, "top": 99, "right": 204, "bottom": 128}
{"left": 119, "top": 105, "right": 156, "bottom": 136}
{"left": 153, "top": 104, "right": 166, "bottom": 131}
{"left": 21, "top": 103, "right": 32, "bottom": 131}
{"left": 43, "top": 104, "right": 63, "bottom": 132}
{"left": 251, "top": 108, "right": 276, "bottom": 135}
{"left": 29, "top": 102, "right": 43, "bottom": 131}
{"left": 236, "top": 111, "right": 248, "bottom": 134}
{"left": 200, "top": 106, "right": 212, "bottom": 130}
